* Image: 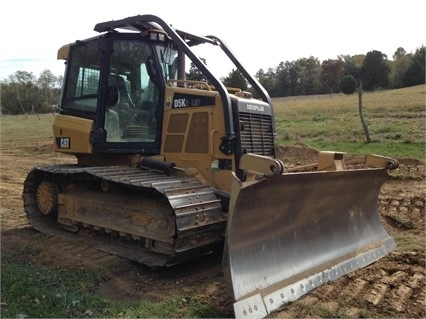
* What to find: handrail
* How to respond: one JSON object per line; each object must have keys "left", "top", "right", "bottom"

{"left": 167, "top": 79, "right": 212, "bottom": 91}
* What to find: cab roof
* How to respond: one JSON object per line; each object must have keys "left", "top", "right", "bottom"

{"left": 94, "top": 14, "right": 217, "bottom": 47}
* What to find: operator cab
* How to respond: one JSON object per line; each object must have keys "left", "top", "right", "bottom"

{"left": 59, "top": 30, "right": 178, "bottom": 154}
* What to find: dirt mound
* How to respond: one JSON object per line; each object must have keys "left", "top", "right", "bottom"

{"left": 275, "top": 143, "right": 319, "bottom": 164}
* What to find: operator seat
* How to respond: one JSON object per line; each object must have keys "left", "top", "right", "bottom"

{"left": 113, "top": 75, "right": 135, "bottom": 108}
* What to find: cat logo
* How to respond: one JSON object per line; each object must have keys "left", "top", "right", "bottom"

{"left": 58, "top": 137, "right": 70, "bottom": 149}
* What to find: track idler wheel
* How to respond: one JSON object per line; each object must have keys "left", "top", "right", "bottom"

{"left": 36, "top": 181, "right": 59, "bottom": 215}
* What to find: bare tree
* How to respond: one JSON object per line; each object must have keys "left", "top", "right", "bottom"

{"left": 356, "top": 81, "right": 371, "bottom": 143}
{"left": 339, "top": 75, "right": 371, "bottom": 142}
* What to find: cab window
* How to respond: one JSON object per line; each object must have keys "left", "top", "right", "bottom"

{"left": 105, "top": 40, "right": 160, "bottom": 143}
{"left": 62, "top": 40, "right": 100, "bottom": 114}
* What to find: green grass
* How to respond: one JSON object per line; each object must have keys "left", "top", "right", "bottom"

{"left": 1, "top": 262, "right": 111, "bottom": 318}
{"left": 0, "top": 113, "right": 55, "bottom": 144}
{"left": 1, "top": 253, "right": 223, "bottom": 318}
{"left": 273, "top": 85, "right": 426, "bottom": 160}
{"left": 290, "top": 301, "right": 384, "bottom": 318}
{"left": 394, "top": 233, "right": 426, "bottom": 252}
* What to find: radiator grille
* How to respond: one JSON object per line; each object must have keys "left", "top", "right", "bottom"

{"left": 238, "top": 112, "right": 274, "bottom": 155}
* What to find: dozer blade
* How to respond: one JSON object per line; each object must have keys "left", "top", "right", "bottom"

{"left": 224, "top": 168, "right": 396, "bottom": 318}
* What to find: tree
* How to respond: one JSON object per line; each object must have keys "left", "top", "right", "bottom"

{"left": 403, "top": 46, "right": 425, "bottom": 87}
{"left": 339, "top": 75, "right": 371, "bottom": 143}
{"left": 5, "top": 71, "right": 41, "bottom": 114}
{"left": 320, "top": 59, "right": 344, "bottom": 94}
{"left": 295, "top": 57, "right": 321, "bottom": 95}
{"left": 361, "top": 50, "right": 390, "bottom": 91}
{"left": 0, "top": 69, "right": 63, "bottom": 115}
{"left": 339, "top": 75, "right": 357, "bottom": 94}
{"left": 275, "top": 61, "right": 300, "bottom": 97}
{"left": 223, "top": 69, "right": 247, "bottom": 91}
{"left": 186, "top": 59, "right": 208, "bottom": 82}
{"left": 340, "top": 54, "right": 365, "bottom": 79}
{"left": 37, "top": 69, "right": 57, "bottom": 112}
{"left": 390, "top": 47, "right": 412, "bottom": 88}
{"left": 256, "top": 68, "right": 277, "bottom": 97}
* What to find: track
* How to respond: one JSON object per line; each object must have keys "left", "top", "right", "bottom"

{"left": 23, "top": 164, "right": 227, "bottom": 267}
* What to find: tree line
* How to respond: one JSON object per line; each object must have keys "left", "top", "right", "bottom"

{"left": 0, "top": 70, "right": 63, "bottom": 115}
{"left": 1, "top": 45, "right": 424, "bottom": 115}
{"left": 218, "top": 46, "right": 425, "bottom": 98}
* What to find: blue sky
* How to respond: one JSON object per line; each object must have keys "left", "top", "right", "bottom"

{"left": 0, "top": 0, "right": 424, "bottom": 81}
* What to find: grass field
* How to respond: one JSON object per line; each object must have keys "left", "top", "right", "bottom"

{"left": 273, "top": 84, "right": 425, "bottom": 160}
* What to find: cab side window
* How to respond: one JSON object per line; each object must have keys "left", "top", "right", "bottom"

{"left": 62, "top": 41, "right": 100, "bottom": 114}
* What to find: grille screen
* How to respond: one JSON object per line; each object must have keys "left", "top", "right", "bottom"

{"left": 239, "top": 112, "right": 274, "bottom": 155}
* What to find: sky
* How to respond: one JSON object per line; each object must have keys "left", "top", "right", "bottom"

{"left": 0, "top": 0, "right": 425, "bottom": 81}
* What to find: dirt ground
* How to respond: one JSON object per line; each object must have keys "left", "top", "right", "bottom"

{"left": 1, "top": 140, "right": 425, "bottom": 318}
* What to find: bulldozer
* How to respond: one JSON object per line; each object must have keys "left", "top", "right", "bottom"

{"left": 23, "top": 14, "right": 399, "bottom": 318}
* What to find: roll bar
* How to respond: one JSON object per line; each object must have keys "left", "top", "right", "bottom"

{"left": 94, "top": 14, "right": 275, "bottom": 152}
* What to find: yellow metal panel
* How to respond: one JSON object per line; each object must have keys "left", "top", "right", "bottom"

{"left": 57, "top": 44, "right": 70, "bottom": 60}
{"left": 53, "top": 114, "right": 93, "bottom": 154}
{"left": 162, "top": 87, "right": 234, "bottom": 191}
{"left": 317, "top": 151, "right": 346, "bottom": 171}
{"left": 185, "top": 112, "right": 209, "bottom": 153}
{"left": 164, "top": 135, "right": 184, "bottom": 153}
{"left": 167, "top": 113, "right": 189, "bottom": 133}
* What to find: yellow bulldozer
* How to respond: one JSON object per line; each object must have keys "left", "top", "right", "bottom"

{"left": 23, "top": 14, "right": 399, "bottom": 318}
